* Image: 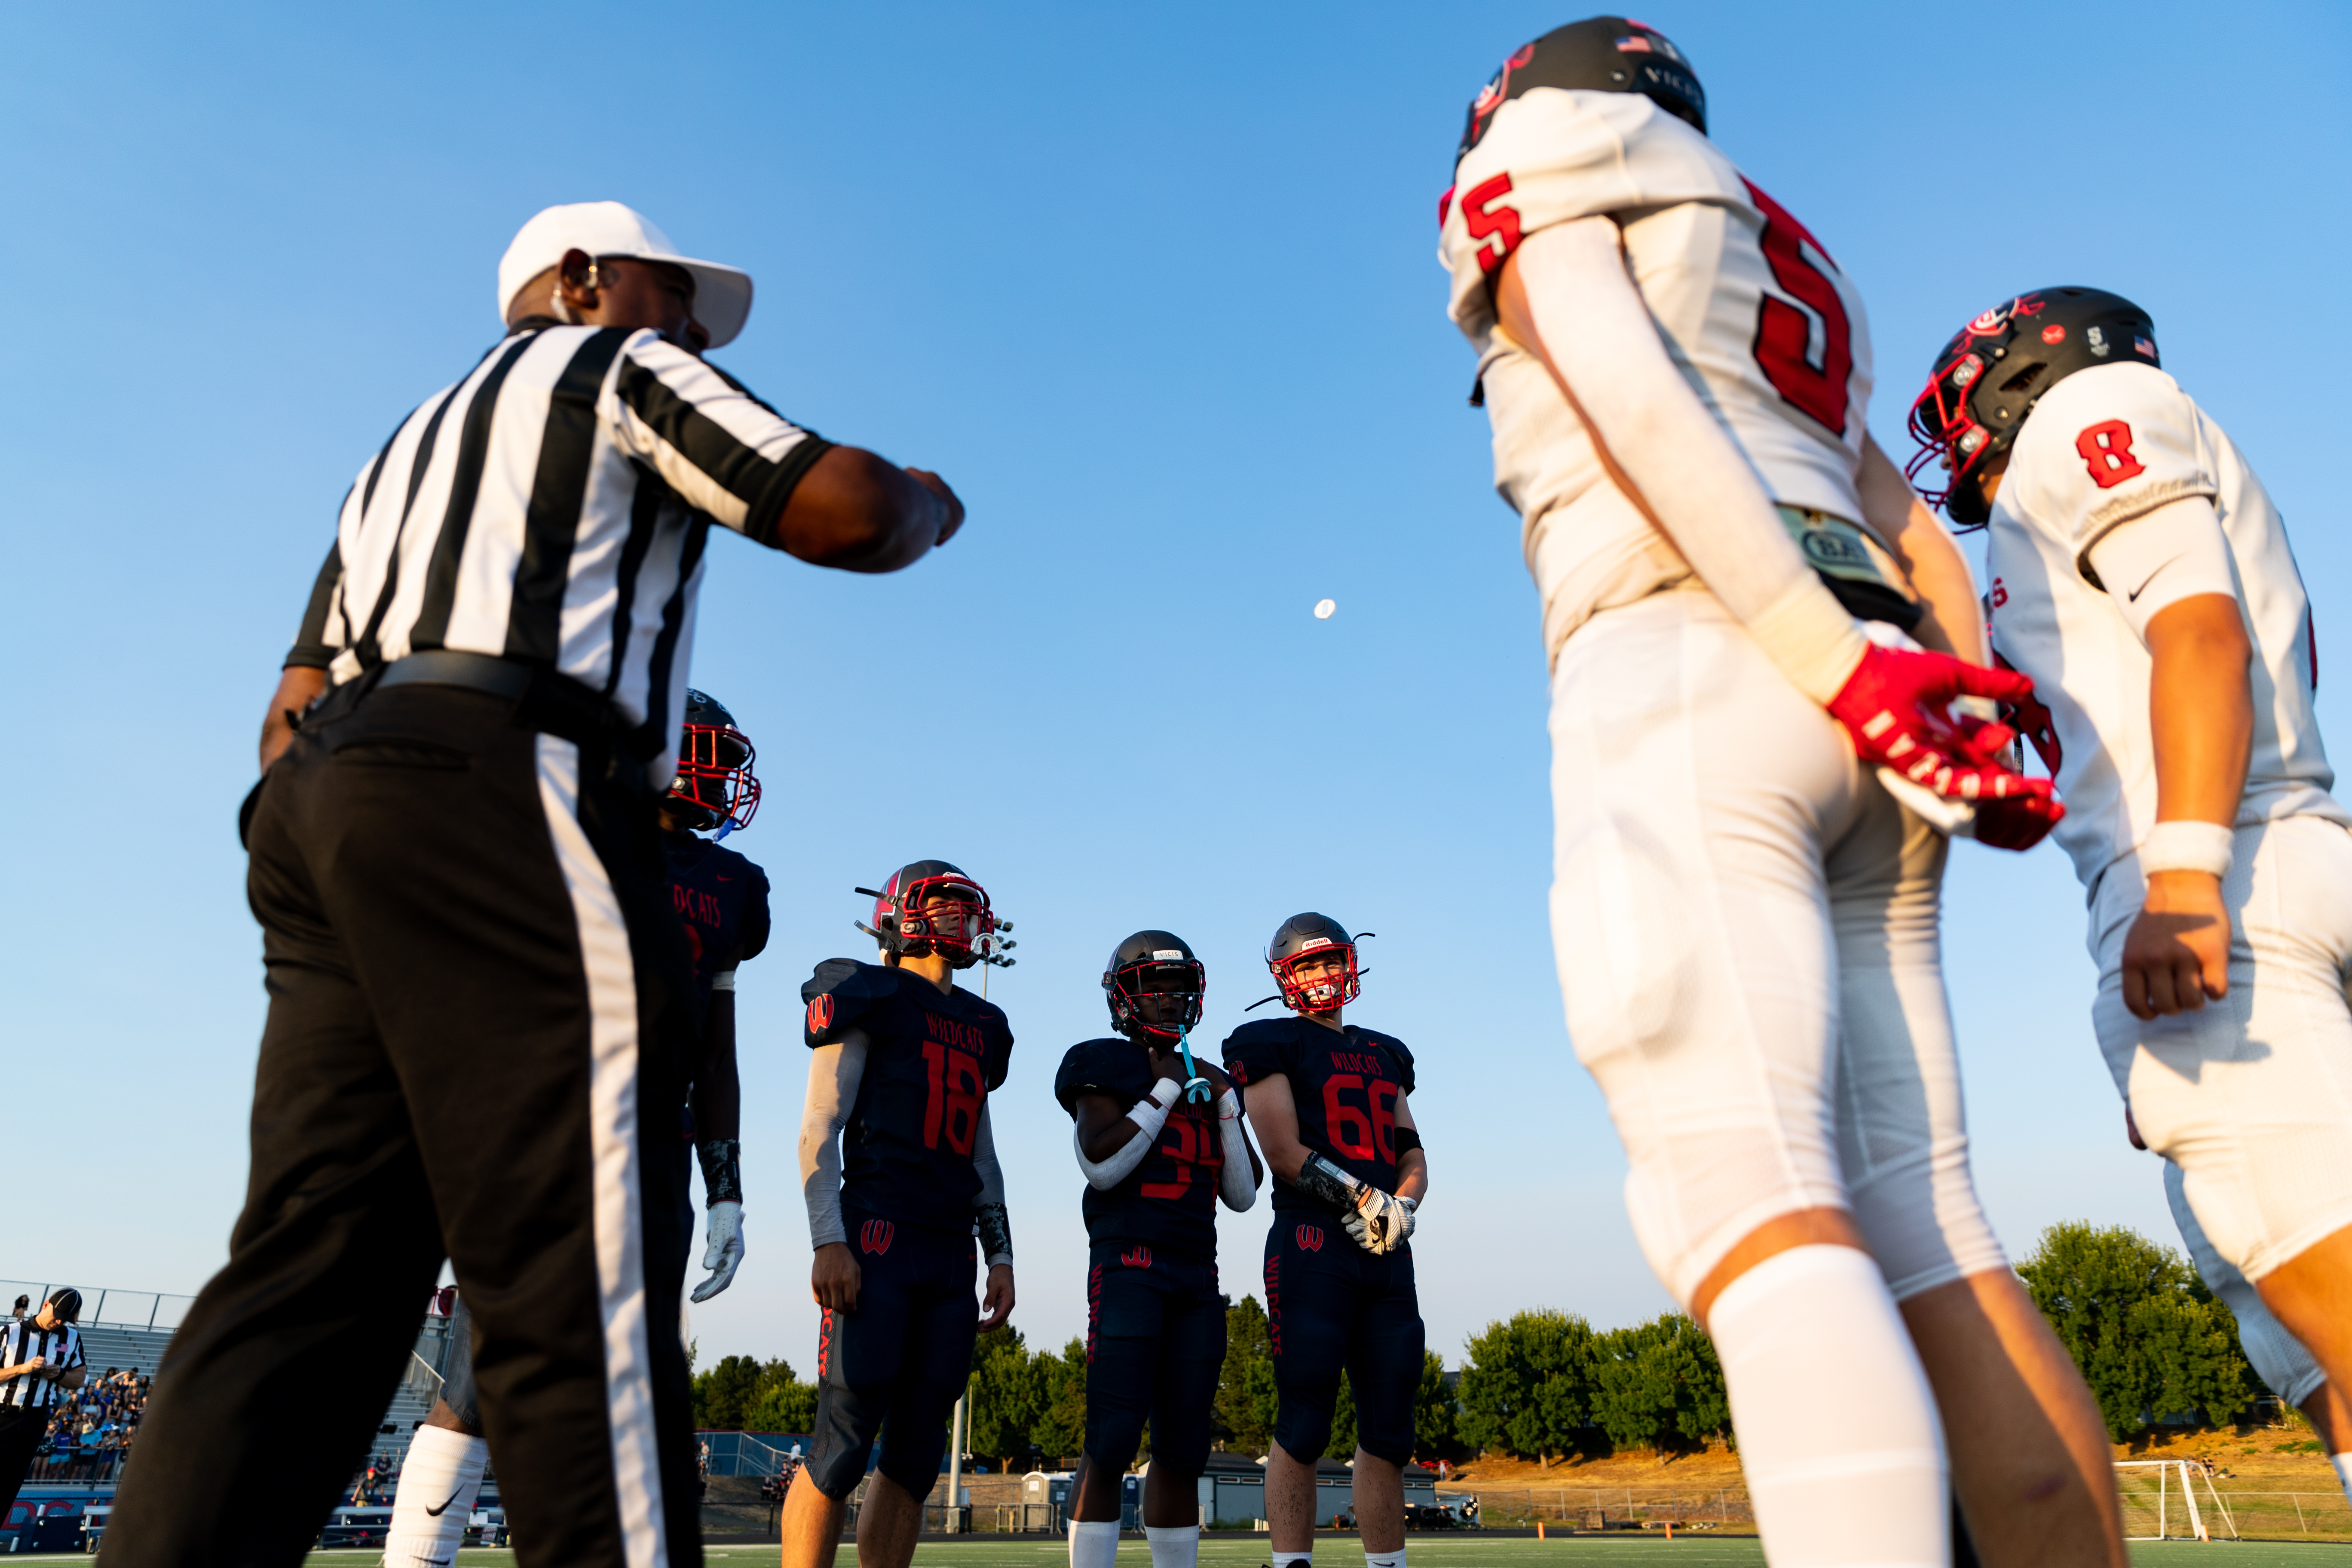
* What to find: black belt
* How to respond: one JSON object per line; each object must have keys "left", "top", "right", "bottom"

{"left": 370, "top": 650, "right": 662, "bottom": 763}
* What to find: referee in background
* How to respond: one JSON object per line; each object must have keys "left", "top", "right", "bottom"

{"left": 0, "top": 1290, "right": 85, "bottom": 1513}
{"left": 106, "top": 201, "right": 965, "bottom": 1568}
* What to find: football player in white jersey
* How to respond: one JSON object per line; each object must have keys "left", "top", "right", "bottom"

{"left": 1439, "top": 19, "right": 2117, "bottom": 1567}
{"left": 1911, "top": 286, "right": 2352, "bottom": 1411}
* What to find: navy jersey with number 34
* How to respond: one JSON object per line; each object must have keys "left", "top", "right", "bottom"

{"left": 1222, "top": 1018, "right": 1415, "bottom": 1216}
{"left": 803, "top": 959, "right": 1014, "bottom": 1233}
{"left": 1054, "top": 1038, "right": 1224, "bottom": 1259}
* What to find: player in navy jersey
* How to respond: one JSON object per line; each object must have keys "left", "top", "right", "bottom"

{"left": 783, "top": 861, "right": 1018, "bottom": 1568}
{"left": 1055, "top": 931, "right": 1262, "bottom": 1568}
{"left": 1224, "top": 914, "right": 1427, "bottom": 1568}
{"left": 660, "top": 689, "right": 771, "bottom": 1305}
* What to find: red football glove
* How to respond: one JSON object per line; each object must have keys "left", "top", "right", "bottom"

{"left": 1825, "top": 643, "right": 2066, "bottom": 851}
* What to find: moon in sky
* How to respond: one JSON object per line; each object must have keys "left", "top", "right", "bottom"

{"left": 1314, "top": 598, "right": 1336, "bottom": 620}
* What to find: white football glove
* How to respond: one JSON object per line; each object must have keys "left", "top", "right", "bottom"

{"left": 691, "top": 1200, "right": 744, "bottom": 1303}
{"left": 1345, "top": 1188, "right": 1415, "bottom": 1255}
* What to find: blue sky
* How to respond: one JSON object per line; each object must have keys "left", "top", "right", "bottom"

{"left": 4, "top": 0, "right": 2347, "bottom": 1378}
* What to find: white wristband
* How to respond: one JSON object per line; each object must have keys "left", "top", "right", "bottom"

{"left": 710, "top": 969, "right": 737, "bottom": 992}
{"left": 2139, "top": 821, "right": 2235, "bottom": 879}
{"left": 1218, "top": 1087, "right": 1243, "bottom": 1122}
{"left": 1745, "top": 573, "right": 1870, "bottom": 706}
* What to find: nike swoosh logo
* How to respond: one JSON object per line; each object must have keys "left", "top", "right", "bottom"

{"left": 2125, "top": 551, "right": 2187, "bottom": 603}
{"left": 425, "top": 1490, "right": 466, "bottom": 1517}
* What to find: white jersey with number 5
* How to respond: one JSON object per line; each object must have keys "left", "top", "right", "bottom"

{"left": 1984, "top": 361, "right": 2343, "bottom": 888}
{"left": 1439, "top": 87, "right": 1872, "bottom": 661}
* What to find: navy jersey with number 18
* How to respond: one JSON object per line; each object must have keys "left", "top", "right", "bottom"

{"left": 1222, "top": 1017, "right": 1415, "bottom": 1216}
{"left": 803, "top": 959, "right": 1014, "bottom": 1234}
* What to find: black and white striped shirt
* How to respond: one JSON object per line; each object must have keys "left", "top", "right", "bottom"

{"left": 289, "top": 322, "right": 833, "bottom": 779}
{"left": 0, "top": 1320, "right": 84, "bottom": 1411}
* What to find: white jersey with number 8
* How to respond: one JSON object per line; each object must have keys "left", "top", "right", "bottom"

{"left": 1439, "top": 88, "right": 1872, "bottom": 662}
{"left": 1984, "top": 361, "right": 2343, "bottom": 888}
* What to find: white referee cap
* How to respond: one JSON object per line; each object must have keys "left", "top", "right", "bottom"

{"left": 498, "top": 201, "right": 755, "bottom": 348}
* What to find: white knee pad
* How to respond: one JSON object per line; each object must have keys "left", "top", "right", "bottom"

{"left": 1708, "top": 1245, "right": 1948, "bottom": 1567}
{"left": 2165, "top": 1160, "right": 2325, "bottom": 1407}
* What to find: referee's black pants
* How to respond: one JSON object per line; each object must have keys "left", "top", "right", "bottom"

{"left": 0, "top": 1406, "right": 47, "bottom": 1513}
{"left": 105, "top": 680, "right": 700, "bottom": 1568}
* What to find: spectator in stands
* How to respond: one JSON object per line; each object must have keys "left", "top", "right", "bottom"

{"left": 9, "top": 1298, "right": 23, "bottom": 1323}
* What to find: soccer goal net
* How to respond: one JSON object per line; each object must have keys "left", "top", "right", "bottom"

{"left": 2115, "top": 1460, "right": 2239, "bottom": 1541}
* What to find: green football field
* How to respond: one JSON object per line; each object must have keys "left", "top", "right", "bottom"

{"left": 299, "top": 1537, "right": 2352, "bottom": 1566}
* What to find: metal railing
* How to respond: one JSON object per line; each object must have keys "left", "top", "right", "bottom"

{"left": 697, "top": 1431, "right": 808, "bottom": 1477}
{"left": 1447, "top": 1487, "right": 1754, "bottom": 1530}
{"left": 0, "top": 1280, "right": 196, "bottom": 1332}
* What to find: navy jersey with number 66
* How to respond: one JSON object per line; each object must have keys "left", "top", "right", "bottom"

{"left": 1054, "top": 1038, "right": 1225, "bottom": 1260}
{"left": 1222, "top": 1017, "right": 1415, "bottom": 1216}
{"left": 803, "top": 959, "right": 1014, "bottom": 1234}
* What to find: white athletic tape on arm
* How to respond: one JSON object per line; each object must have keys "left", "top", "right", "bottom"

{"left": 1074, "top": 1081, "right": 1177, "bottom": 1192}
{"left": 2139, "top": 821, "right": 2235, "bottom": 879}
{"left": 709, "top": 968, "right": 737, "bottom": 992}
{"left": 1215, "top": 1090, "right": 1257, "bottom": 1212}
{"left": 1517, "top": 218, "right": 1867, "bottom": 704}
{"left": 797, "top": 1035, "right": 867, "bottom": 1250}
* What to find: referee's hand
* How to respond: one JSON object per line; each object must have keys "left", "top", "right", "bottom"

{"left": 811, "top": 1242, "right": 861, "bottom": 1314}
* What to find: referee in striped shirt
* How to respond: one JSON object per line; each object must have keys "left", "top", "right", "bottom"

{"left": 107, "top": 202, "right": 965, "bottom": 1568}
{"left": 0, "top": 1291, "right": 85, "bottom": 1513}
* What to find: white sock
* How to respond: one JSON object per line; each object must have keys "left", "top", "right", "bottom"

{"left": 1070, "top": 1519, "right": 1121, "bottom": 1568}
{"left": 1145, "top": 1523, "right": 1198, "bottom": 1568}
{"left": 1706, "top": 1244, "right": 1948, "bottom": 1567}
{"left": 1365, "top": 1550, "right": 1405, "bottom": 1568}
{"left": 2332, "top": 1452, "right": 2352, "bottom": 1506}
{"left": 383, "top": 1426, "right": 488, "bottom": 1568}
{"left": 1274, "top": 1550, "right": 1312, "bottom": 1568}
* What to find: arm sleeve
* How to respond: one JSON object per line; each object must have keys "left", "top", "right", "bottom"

{"left": 285, "top": 535, "right": 349, "bottom": 671}
{"left": 797, "top": 1033, "right": 867, "bottom": 1251}
{"left": 608, "top": 335, "right": 836, "bottom": 548}
{"left": 2086, "top": 493, "right": 2240, "bottom": 644}
{"left": 971, "top": 1104, "right": 1014, "bottom": 1268}
{"left": 1513, "top": 217, "right": 1867, "bottom": 703}
{"left": 1072, "top": 1080, "right": 1178, "bottom": 1192}
{"left": 1216, "top": 1089, "right": 1258, "bottom": 1212}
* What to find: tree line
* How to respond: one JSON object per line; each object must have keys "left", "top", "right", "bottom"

{"left": 690, "top": 1219, "right": 2267, "bottom": 1461}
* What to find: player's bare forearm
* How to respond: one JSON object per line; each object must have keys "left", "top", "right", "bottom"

{"left": 2120, "top": 594, "right": 2252, "bottom": 1018}
{"left": 772, "top": 447, "right": 963, "bottom": 572}
{"left": 1241, "top": 1076, "right": 1308, "bottom": 1184}
{"left": 1075, "top": 1094, "right": 1148, "bottom": 1163}
{"left": 1394, "top": 1149, "right": 1428, "bottom": 1206}
{"left": 2148, "top": 594, "right": 2254, "bottom": 829}
{"left": 1858, "top": 435, "right": 1984, "bottom": 663}
{"left": 259, "top": 665, "right": 329, "bottom": 772}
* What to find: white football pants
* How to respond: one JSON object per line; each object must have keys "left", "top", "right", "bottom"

{"left": 1548, "top": 588, "right": 2008, "bottom": 1308}
{"left": 2096, "top": 815, "right": 2352, "bottom": 1282}
{"left": 2164, "top": 1158, "right": 2325, "bottom": 1407}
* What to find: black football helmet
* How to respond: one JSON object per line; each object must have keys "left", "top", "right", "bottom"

{"left": 1458, "top": 16, "right": 1705, "bottom": 168}
{"left": 855, "top": 860, "right": 1014, "bottom": 970}
{"left": 667, "top": 689, "right": 761, "bottom": 836}
{"left": 1265, "top": 913, "right": 1364, "bottom": 1014}
{"left": 1907, "top": 287, "right": 2161, "bottom": 529}
{"left": 1103, "top": 930, "right": 1206, "bottom": 1043}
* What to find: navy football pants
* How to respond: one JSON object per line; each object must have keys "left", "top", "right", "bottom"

{"left": 805, "top": 1212, "right": 976, "bottom": 1501}
{"left": 1264, "top": 1214, "right": 1425, "bottom": 1465}
{"left": 1082, "top": 1243, "right": 1224, "bottom": 1476}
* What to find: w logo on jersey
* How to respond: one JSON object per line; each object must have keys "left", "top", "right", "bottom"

{"left": 807, "top": 995, "right": 836, "bottom": 1035}
{"left": 861, "top": 1219, "right": 894, "bottom": 1256}
{"left": 1295, "top": 1224, "right": 1324, "bottom": 1253}
{"left": 1121, "top": 1245, "right": 1154, "bottom": 1271}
